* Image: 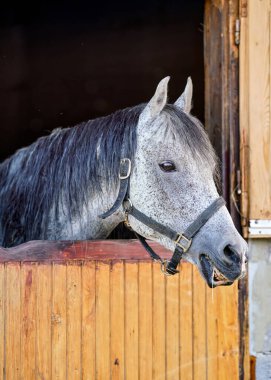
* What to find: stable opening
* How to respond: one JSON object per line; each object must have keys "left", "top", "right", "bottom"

{"left": 0, "top": 0, "right": 204, "bottom": 239}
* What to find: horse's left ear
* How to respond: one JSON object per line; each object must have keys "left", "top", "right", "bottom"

{"left": 140, "top": 76, "right": 170, "bottom": 123}
{"left": 174, "top": 77, "right": 193, "bottom": 113}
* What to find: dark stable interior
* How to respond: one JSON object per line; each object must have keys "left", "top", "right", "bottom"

{"left": 0, "top": 0, "right": 204, "bottom": 239}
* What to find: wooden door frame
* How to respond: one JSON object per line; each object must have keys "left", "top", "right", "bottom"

{"left": 204, "top": 1, "right": 249, "bottom": 379}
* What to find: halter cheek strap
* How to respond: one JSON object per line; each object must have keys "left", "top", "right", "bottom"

{"left": 99, "top": 158, "right": 131, "bottom": 219}
{"left": 99, "top": 158, "right": 225, "bottom": 276}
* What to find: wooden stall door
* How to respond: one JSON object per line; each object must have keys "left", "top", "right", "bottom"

{"left": 204, "top": 2, "right": 249, "bottom": 379}
{"left": 240, "top": 0, "right": 271, "bottom": 235}
{"left": 0, "top": 240, "right": 241, "bottom": 380}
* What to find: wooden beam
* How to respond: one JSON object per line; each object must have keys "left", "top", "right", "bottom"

{"left": 0, "top": 239, "right": 172, "bottom": 263}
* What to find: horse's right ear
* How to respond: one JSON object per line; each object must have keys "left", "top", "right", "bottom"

{"left": 174, "top": 77, "right": 193, "bottom": 113}
{"left": 140, "top": 76, "right": 170, "bottom": 123}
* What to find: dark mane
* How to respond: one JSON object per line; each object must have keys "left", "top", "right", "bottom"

{"left": 0, "top": 102, "right": 219, "bottom": 247}
{"left": 0, "top": 104, "right": 144, "bottom": 246}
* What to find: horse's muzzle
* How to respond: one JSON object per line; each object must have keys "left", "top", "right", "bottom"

{"left": 199, "top": 245, "right": 247, "bottom": 288}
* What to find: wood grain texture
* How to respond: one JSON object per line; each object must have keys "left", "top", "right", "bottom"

{"left": 238, "top": 276, "right": 250, "bottom": 380}
{"left": 67, "top": 262, "right": 82, "bottom": 380}
{"left": 166, "top": 272, "right": 180, "bottom": 380}
{"left": 0, "top": 245, "right": 241, "bottom": 380}
{"left": 82, "top": 261, "right": 96, "bottom": 380}
{"left": 247, "top": 0, "right": 271, "bottom": 219}
{"left": 110, "top": 261, "right": 125, "bottom": 380}
{"left": 5, "top": 263, "right": 21, "bottom": 380}
{"left": 152, "top": 263, "right": 166, "bottom": 380}
{"left": 240, "top": 0, "right": 271, "bottom": 228}
{"left": 0, "top": 239, "right": 171, "bottom": 263}
{"left": 21, "top": 263, "right": 37, "bottom": 379}
{"left": 206, "top": 285, "right": 219, "bottom": 379}
{"left": 204, "top": 0, "right": 241, "bottom": 229}
{"left": 193, "top": 267, "right": 207, "bottom": 380}
{"left": 52, "top": 263, "right": 67, "bottom": 380}
{"left": 240, "top": 6, "right": 250, "bottom": 234}
{"left": 217, "top": 283, "right": 239, "bottom": 380}
{"left": 0, "top": 265, "right": 4, "bottom": 380}
{"left": 139, "top": 262, "right": 152, "bottom": 380}
{"left": 36, "top": 264, "right": 52, "bottom": 380}
{"left": 95, "top": 261, "right": 110, "bottom": 380}
{"left": 124, "top": 262, "right": 139, "bottom": 380}
{"left": 179, "top": 263, "right": 193, "bottom": 379}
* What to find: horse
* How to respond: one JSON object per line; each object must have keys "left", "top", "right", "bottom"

{"left": 0, "top": 77, "right": 247, "bottom": 286}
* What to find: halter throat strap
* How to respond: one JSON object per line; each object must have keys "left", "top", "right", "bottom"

{"left": 99, "top": 158, "right": 225, "bottom": 276}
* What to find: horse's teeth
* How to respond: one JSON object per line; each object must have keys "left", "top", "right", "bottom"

{"left": 213, "top": 267, "right": 228, "bottom": 281}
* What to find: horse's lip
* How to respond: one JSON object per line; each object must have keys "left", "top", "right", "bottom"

{"left": 199, "top": 254, "right": 233, "bottom": 288}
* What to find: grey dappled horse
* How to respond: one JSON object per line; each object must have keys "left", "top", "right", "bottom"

{"left": 0, "top": 77, "right": 247, "bottom": 286}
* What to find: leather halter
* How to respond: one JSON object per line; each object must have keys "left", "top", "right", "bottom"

{"left": 100, "top": 158, "right": 225, "bottom": 276}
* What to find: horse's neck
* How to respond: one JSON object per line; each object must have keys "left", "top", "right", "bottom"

{"left": 53, "top": 185, "right": 123, "bottom": 240}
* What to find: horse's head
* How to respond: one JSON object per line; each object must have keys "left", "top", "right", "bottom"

{"left": 129, "top": 77, "right": 247, "bottom": 287}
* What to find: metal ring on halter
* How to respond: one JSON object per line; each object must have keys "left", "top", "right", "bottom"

{"left": 126, "top": 198, "right": 133, "bottom": 209}
{"left": 160, "top": 260, "right": 173, "bottom": 276}
{"left": 123, "top": 198, "right": 133, "bottom": 212}
{"left": 119, "top": 158, "right": 131, "bottom": 179}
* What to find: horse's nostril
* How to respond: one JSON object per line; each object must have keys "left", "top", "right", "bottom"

{"left": 223, "top": 245, "right": 241, "bottom": 264}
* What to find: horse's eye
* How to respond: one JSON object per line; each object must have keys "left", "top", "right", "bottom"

{"left": 159, "top": 160, "right": 176, "bottom": 172}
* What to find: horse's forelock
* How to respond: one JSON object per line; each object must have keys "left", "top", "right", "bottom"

{"left": 161, "top": 105, "right": 219, "bottom": 167}
{"left": 159, "top": 104, "right": 221, "bottom": 190}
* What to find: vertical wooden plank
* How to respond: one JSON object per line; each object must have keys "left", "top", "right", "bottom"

{"left": 166, "top": 269, "right": 180, "bottom": 380}
{"left": 82, "top": 261, "right": 96, "bottom": 380}
{"left": 179, "top": 263, "right": 193, "bottom": 380}
{"left": 193, "top": 267, "right": 207, "bottom": 380}
{"left": 138, "top": 262, "right": 152, "bottom": 380}
{"left": 206, "top": 284, "right": 219, "bottom": 379}
{"left": 0, "top": 264, "right": 4, "bottom": 380}
{"left": 67, "top": 262, "right": 82, "bottom": 380}
{"left": 52, "top": 263, "right": 67, "bottom": 380}
{"left": 205, "top": 0, "right": 240, "bottom": 227}
{"left": 36, "top": 263, "right": 52, "bottom": 380}
{"left": 216, "top": 283, "right": 239, "bottom": 380}
{"left": 96, "top": 261, "right": 110, "bottom": 379}
{"left": 152, "top": 263, "right": 166, "bottom": 380}
{"left": 239, "top": 1, "right": 250, "bottom": 235}
{"left": 248, "top": 0, "right": 271, "bottom": 219}
{"left": 110, "top": 261, "right": 125, "bottom": 380}
{"left": 5, "top": 263, "right": 21, "bottom": 380}
{"left": 21, "top": 263, "right": 37, "bottom": 379}
{"left": 204, "top": 0, "right": 223, "bottom": 161}
{"left": 239, "top": 9, "right": 250, "bottom": 380}
{"left": 238, "top": 276, "right": 250, "bottom": 380}
{"left": 125, "top": 262, "right": 139, "bottom": 380}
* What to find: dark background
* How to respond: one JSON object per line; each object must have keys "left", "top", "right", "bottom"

{"left": 0, "top": 0, "right": 204, "bottom": 162}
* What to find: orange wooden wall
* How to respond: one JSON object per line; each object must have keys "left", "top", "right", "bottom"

{"left": 0, "top": 241, "right": 240, "bottom": 379}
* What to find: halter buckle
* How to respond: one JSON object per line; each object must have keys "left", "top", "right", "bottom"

{"left": 119, "top": 158, "right": 131, "bottom": 179}
{"left": 175, "top": 233, "right": 192, "bottom": 252}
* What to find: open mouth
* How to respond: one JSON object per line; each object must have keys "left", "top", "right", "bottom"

{"left": 199, "top": 254, "right": 233, "bottom": 288}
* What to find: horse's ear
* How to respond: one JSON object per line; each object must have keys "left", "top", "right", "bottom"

{"left": 174, "top": 77, "right": 193, "bottom": 113}
{"left": 140, "top": 76, "right": 170, "bottom": 122}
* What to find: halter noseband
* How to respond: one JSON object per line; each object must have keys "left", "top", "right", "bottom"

{"left": 100, "top": 158, "right": 225, "bottom": 276}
